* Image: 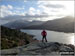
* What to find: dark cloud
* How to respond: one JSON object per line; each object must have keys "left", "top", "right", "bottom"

{"left": 0, "top": 14, "right": 49, "bottom": 21}
{"left": 0, "top": 14, "right": 49, "bottom": 25}
{"left": 45, "top": 4, "right": 64, "bottom": 8}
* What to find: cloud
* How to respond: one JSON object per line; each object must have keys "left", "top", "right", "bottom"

{"left": 37, "top": 1, "right": 74, "bottom": 17}
{"left": 35, "top": 9, "right": 41, "bottom": 15}
{"left": 8, "top": 5, "right": 13, "bottom": 9}
{"left": 28, "top": 7, "right": 36, "bottom": 15}
{"left": 45, "top": 4, "right": 64, "bottom": 8}
{"left": 0, "top": 0, "right": 74, "bottom": 22}
{"left": 24, "top": 0, "right": 27, "bottom": 2}
{"left": 0, "top": 13, "right": 49, "bottom": 22}
{"left": 0, "top": 5, "right": 15, "bottom": 17}
{"left": 0, "top": 5, "right": 26, "bottom": 18}
{"left": 28, "top": 7, "right": 44, "bottom": 16}
{"left": 15, "top": 6, "right": 25, "bottom": 10}
{"left": 0, "top": 14, "right": 49, "bottom": 25}
{"left": 37, "top": 0, "right": 64, "bottom": 9}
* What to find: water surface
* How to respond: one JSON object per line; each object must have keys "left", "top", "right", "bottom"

{"left": 21, "top": 30, "right": 74, "bottom": 45}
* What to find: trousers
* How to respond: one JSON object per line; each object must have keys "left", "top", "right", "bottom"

{"left": 42, "top": 36, "right": 47, "bottom": 42}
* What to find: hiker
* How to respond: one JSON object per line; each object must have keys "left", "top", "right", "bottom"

{"left": 41, "top": 30, "right": 47, "bottom": 42}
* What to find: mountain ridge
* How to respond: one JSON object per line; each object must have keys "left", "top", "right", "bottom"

{"left": 24, "top": 16, "right": 74, "bottom": 33}
{"left": 3, "top": 20, "right": 44, "bottom": 29}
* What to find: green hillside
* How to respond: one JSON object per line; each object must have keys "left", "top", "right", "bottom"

{"left": 1, "top": 26, "right": 34, "bottom": 49}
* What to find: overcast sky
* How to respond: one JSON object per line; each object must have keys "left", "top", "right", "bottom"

{"left": 0, "top": 0, "right": 74, "bottom": 25}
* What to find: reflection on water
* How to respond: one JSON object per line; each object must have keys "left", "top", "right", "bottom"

{"left": 21, "top": 30, "right": 74, "bottom": 45}
{"left": 70, "top": 35, "right": 74, "bottom": 45}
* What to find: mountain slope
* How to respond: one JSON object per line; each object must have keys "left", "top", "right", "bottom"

{"left": 3, "top": 20, "right": 30, "bottom": 29}
{"left": 3, "top": 20, "right": 44, "bottom": 29}
{"left": 25, "top": 16, "right": 74, "bottom": 33}
{"left": 27, "top": 20, "right": 44, "bottom": 27}
{"left": 1, "top": 26, "right": 35, "bottom": 49}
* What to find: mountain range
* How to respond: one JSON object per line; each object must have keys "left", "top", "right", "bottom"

{"left": 3, "top": 20, "right": 44, "bottom": 29}
{"left": 24, "top": 16, "right": 74, "bottom": 33}
{"left": 3, "top": 16, "right": 74, "bottom": 33}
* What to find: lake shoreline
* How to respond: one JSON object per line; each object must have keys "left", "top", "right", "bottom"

{"left": 20, "top": 29, "right": 74, "bottom": 45}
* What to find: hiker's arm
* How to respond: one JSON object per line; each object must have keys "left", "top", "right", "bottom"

{"left": 46, "top": 32, "right": 47, "bottom": 35}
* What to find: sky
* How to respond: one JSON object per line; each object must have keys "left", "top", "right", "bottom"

{"left": 0, "top": 0, "right": 74, "bottom": 25}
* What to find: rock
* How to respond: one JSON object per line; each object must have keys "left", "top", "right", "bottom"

{"left": 1, "top": 42, "right": 74, "bottom": 55}
{"left": 59, "top": 45, "right": 73, "bottom": 52}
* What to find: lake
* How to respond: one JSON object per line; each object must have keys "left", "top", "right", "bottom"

{"left": 21, "top": 29, "right": 74, "bottom": 45}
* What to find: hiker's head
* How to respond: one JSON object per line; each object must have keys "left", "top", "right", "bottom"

{"left": 43, "top": 30, "right": 45, "bottom": 31}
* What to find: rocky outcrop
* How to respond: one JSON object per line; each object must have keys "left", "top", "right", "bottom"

{"left": 1, "top": 42, "right": 74, "bottom": 55}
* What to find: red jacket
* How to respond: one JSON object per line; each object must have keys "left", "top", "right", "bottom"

{"left": 41, "top": 30, "right": 47, "bottom": 36}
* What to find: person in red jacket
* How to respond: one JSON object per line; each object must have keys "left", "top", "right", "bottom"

{"left": 41, "top": 30, "right": 47, "bottom": 42}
